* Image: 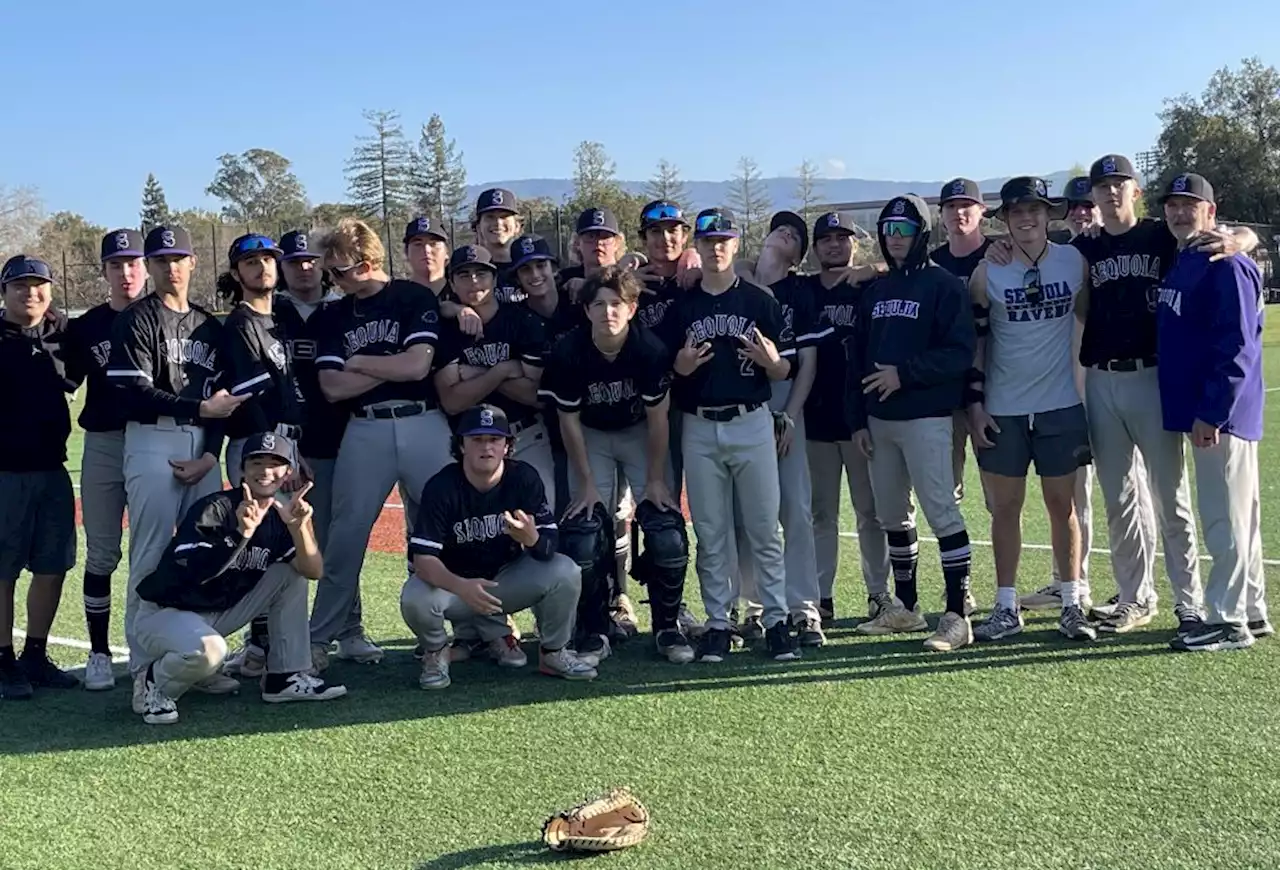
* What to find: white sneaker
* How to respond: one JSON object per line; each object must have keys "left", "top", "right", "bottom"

{"left": 222, "top": 643, "right": 267, "bottom": 679}
{"left": 141, "top": 675, "right": 179, "bottom": 726}
{"left": 336, "top": 633, "right": 384, "bottom": 664}
{"left": 84, "top": 652, "right": 115, "bottom": 691}
{"left": 419, "top": 647, "right": 451, "bottom": 690}
{"left": 261, "top": 672, "right": 348, "bottom": 703}
{"left": 856, "top": 598, "right": 928, "bottom": 635}
{"left": 189, "top": 672, "right": 241, "bottom": 695}
{"left": 575, "top": 634, "right": 612, "bottom": 668}
{"left": 487, "top": 635, "right": 529, "bottom": 668}
{"left": 539, "top": 648, "right": 598, "bottom": 681}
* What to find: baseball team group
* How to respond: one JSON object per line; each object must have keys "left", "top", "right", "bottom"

{"left": 0, "top": 151, "right": 1270, "bottom": 726}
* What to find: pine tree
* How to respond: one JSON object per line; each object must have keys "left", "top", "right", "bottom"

{"left": 139, "top": 173, "right": 171, "bottom": 233}
{"left": 644, "top": 158, "right": 691, "bottom": 208}
{"left": 727, "top": 156, "right": 772, "bottom": 257}
{"left": 410, "top": 113, "right": 468, "bottom": 234}
{"left": 345, "top": 109, "right": 413, "bottom": 259}
{"left": 564, "top": 141, "right": 647, "bottom": 234}
{"left": 794, "top": 159, "right": 824, "bottom": 226}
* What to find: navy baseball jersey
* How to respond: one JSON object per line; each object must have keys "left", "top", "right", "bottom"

{"left": 770, "top": 273, "right": 830, "bottom": 379}
{"left": 931, "top": 239, "right": 992, "bottom": 287}
{"left": 539, "top": 324, "right": 671, "bottom": 431}
{"left": 636, "top": 273, "right": 682, "bottom": 332}
{"left": 224, "top": 302, "right": 305, "bottom": 440}
{"left": 804, "top": 276, "right": 864, "bottom": 442}
{"left": 274, "top": 294, "right": 348, "bottom": 459}
{"left": 64, "top": 302, "right": 130, "bottom": 433}
{"left": 435, "top": 304, "right": 546, "bottom": 427}
{"left": 524, "top": 290, "right": 583, "bottom": 354}
{"left": 315, "top": 279, "right": 442, "bottom": 409}
{"left": 409, "top": 460, "right": 557, "bottom": 580}
{"left": 494, "top": 263, "right": 527, "bottom": 304}
{"left": 135, "top": 488, "right": 296, "bottom": 612}
{"left": 0, "top": 312, "right": 74, "bottom": 471}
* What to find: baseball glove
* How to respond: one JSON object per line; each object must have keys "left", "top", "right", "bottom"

{"left": 541, "top": 787, "right": 651, "bottom": 853}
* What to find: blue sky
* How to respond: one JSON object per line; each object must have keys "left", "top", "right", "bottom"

{"left": 8, "top": 0, "right": 1278, "bottom": 228}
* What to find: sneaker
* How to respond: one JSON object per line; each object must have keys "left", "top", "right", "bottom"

{"left": 84, "top": 652, "right": 116, "bottom": 691}
{"left": 573, "top": 634, "right": 610, "bottom": 669}
{"left": 309, "top": 643, "right": 331, "bottom": 674}
{"left": 866, "top": 592, "right": 892, "bottom": 620}
{"left": 697, "top": 627, "right": 733, "bottom": 663}
{"left": 655, "top": 629, "right": 695, "bottom": 664}
{"left": 336, "top": 633, "right": 384, "bottom": 664}
{"left": 791, "top": 614, "right": 826, "bottom": 648}
{"left": 764, "top": 620, "right": 800, "bottom": 661}
{"left": 1170, "top": 622, "right": 1256, "bottom": 652}
{"left": 856, "top": 598, "right": 928, "bottom": 635}
{"left": 1248, "top": 618, "right": 1275, "bottom": 639}
{"left": 676, "top": 603, "right": 702, "bottom": 637}
{"left": 189, "top": 672, "right": 241, "bottom": 695}
{"left": 974, "top": 605, "right": 1024, "bottom": 642}
{"left": 1059, "top": 605, "right": 1097, "bottom": 641}
{"left": 261, "top": 672, "right": 348, "bottom": 703}
{"left": 1089, "top": 594, "right": 1121, "bottom": 621}
{"left": 727, "top": 609, "right": 745, "bottom": 651}
{"left": 740, "top": 615, "right": 765, "bottom": 642}
{"left": 1099, "top": 601, "right": 1154, "bottom": 634}
{"left": 488, "top": 634, "right": 529, "bottom": 668}
{"left": 450, "top": 637, "right": 484, "bottom": 662}
{"left": 819, "top": 598, "right": 835, "bottom": 621}
{"left": 610, "top": 594, "right": 639, "bottom": 639}
{"left": 19, "top": 651, "right": 79, "bottom": 689}
{"left": 1020, "top": 584, "right": 1062, "bottom": 611}
{"left": 222, "top": 643, "right": 267, "bottom": 679}
{"left": 538, "top": 648, "right": 598, "bottom": 681}
{"left": 418, "top": 647, "right": 451, "bottom": 689}
{"left": 1, "top": 659, "right": 33, "bottom": 701}
{"left": 1175, "top": 605, "right": 1204, "bottom": 639}
{"left": 923, "top": 612, "right": 973, "bottom": 651}
{"left": 141, "top": 671, "right": 179, "bottom": 725}
{"left": 131, "top": 672, "right": 147, "bottom": 714}
{"left": 940, "top": 588, "right": 979, "bottom": 616}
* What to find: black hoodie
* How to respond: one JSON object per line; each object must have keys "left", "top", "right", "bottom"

{"left": 845, "top": 194, "right": 975, "bottom": 432}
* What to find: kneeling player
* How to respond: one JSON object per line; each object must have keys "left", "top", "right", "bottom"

{"left": 131, "top": 433, "right": 346, "bottom": 725}
{"left": 401, "top": 405, "right": 597, "bottom": 689}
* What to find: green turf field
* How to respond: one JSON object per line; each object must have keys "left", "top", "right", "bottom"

{"left": 3, "top": 322, "right": 1279, "bottom": 870}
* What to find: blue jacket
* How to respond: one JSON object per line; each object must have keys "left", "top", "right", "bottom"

{"left": 1155, "top": 250, "right": 1264, "bottom": 441}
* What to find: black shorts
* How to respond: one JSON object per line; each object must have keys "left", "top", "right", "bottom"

{"left": 0, "top": 468, "right": 76, "bottom": 583}
{"left": 975, "top": 404, "right": 1092, "bottom": 479}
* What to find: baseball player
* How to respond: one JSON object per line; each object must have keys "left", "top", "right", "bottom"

{"left": 803, "top": 212, "right": 892, "bottom": 622}
{"left": 401, "top": 404, "right": 597, "bottom": 688}
{"left": 539, "top": 266, "right": 690, "bottom": 664}
{"left": 472, "top": 188, "right": 527, "bottom": 303}
{"left": 558, "top": 207, "right": 624, "bottom": 291}
{"left": 106, "top": 226, "right": 244, "bottom": 711}
{"left": 966, "top": 178, "right": 1094, "bottom": 643}
{"left": 1156, "top": 173, "right": 1269, "bottom": 650}
{"left": 663, "top": 207, "right": 798, "bottom": 663}
{"left": 310, "top": 218, "right": 453, "bottom": 669}
{"left": 844, "top": 196, "right": 976, "bottom": 651}
{"left": 131, "top": 432, "right": 346, "bottom": 724}
{"left": 62, "top": 229, "right": 148, "bottom": 691}
{"left": 0, "top": 256, "right": 79, "bottom": 700}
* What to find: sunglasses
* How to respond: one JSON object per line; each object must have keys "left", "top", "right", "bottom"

{"left": 328, "top": 263, "right": 360, "bottom": 281}
{"left": 881, "top": 219, "right": 919, "bottom": 238}
{"left": 1023, "top": 267, "right": 1042, "bottom": 302}
{"left": 234, "top": 235, "right": 276, "bottom": 255}
{"left": 695, "top": 214, "right": 733, "bottom": 234}
{"left": 643, "top": 203, "right": 684, "bottom": 224}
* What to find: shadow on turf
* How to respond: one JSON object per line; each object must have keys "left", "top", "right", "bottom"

{"left": 0, "top": 619, "right": 1174, "bottom": 757}
{"left": 414, "top": 841, "right": 579, "bottom": 867}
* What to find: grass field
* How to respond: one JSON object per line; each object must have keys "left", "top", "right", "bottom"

{"left": 3, "top": 323, "right": 1280, "bottom": 870}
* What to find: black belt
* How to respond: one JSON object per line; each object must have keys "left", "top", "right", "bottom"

{"left": 694, "top": 402, "right": 762, "bottom": 422}
{"left": 355, "top": 401, "right": 429, "bottom": 421}
{"left": 1091, "top": 356, "right": 1157, "bottom": 372}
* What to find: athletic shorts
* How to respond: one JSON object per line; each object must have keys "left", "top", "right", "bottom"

{"left": 0, "top": 468, "right": 77, "bottom": 583}
{"left": 975, "top": 403, "right": 1092, "bottom": 479}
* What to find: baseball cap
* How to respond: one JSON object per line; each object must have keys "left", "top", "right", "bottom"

{"left": 279, "top": 230, "right": 320, "bottom": 261}
{"left": 228, "top": 233, "right": 282, "bottom": 266}
{"left": 1063, "top": 176, "right": 1094, "bottom": 205}
{"left": 240, "top": 431, "right": 295, "bottom": 467}
{"left": 457, "top": 404, "right": 510, "bottom": 437}
{"left": 939, "top": 178, "right": 982, "bottom": 205}
{"left": 768, "top": 211, "right": 809, "bottom": 261}
{"left": 404, "top": 216, "right": 449, "bottom": 245}
{"left": 813, "top": 211, "right": 857, "bottom": 241}
{"left": 101, "top": 228, "right": 145, "bottom": 262}
{"left": 693, "top": 207, "right": 741, "bottom": 239}
{"left": 509, "top": 234, "right": 558, "bottom": 271}
{"left": 987, "top": 176, "right": 1067, "bottom": 220}
{"left": 878, "top": 196, "right": 924, "bottom": 226}
{"left": 1159, "top": 173, "right": 1215, "bottom": 205}
{"left": 639, "top": 200, "right": 690, "bottom": 232}
{"left": 448, "top": 244, "right": 497, "bottom": 275}
{"left": 1, "top": 255, "right": 54, "bottom": 285}
{"left": 1089, "top": 154, "right": 1137, "bottom": 186}
{"left": 575, "top": 207, "right": 621, "bottom": 236}
{"left": 144, "top": 226, "right": 193, "bottom": 258}
{"left": 476, "top": 188, "right": 518, "bottom": 215}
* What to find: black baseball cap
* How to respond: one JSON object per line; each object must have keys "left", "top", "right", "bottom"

{"left": 1089, "top": 154, "right": 1137, "bottom": 186}
{"left": 476, "top": 188, "right": 518, "bottom": 216}
{"left": 448, "top": 244, "right": 497, "bottom": 275}
{"left": 939, "top": 178, "right": 982, "bottom": 205}
{"left": 240, "top": 431, "right": 295, "bottom": 467}
{"left": 693, "top": 207, "right": 741, "bottom": 239}
{"left": 1063, "top": 176, "right": 1094, "bottom": 205}
{"left": 509, "top": 234, "right": 558, "bottom": 270}
{"left": 768, "top": 211, "right": 809, "bottom": 261}
{"left": 1, "top": 255, "right": 54, "bottom": 285}
{"left": 575, "top": 207, "right": 621, "bottom": 236}
{"left": 813, "top": 211, "right": 858, "bottom": 241}
{"left": 228, "top": 233, "right": 282, "bottom": 266}
{"left": 144, "top": 226, "right": 193, "bottom": 258}
{"left": 404, "top": 215, "right": 449, "bottom": 245}
{"left": 987, "top": 176, "right": 1067, "bottom": 220}
{"left": 279, "top": 230, "right": 320, "bottom": 261}
{"left": 457, "top": 404, "right": 510, "bottom": 437}
{"left": 101, "top": 228, "right": 145, "bottom": 262}
{"left": 1159, "top": 173, "right": 1215, "bottom": 205}
{"left": 639, "top": 200, "right": 690, "bottom": 232}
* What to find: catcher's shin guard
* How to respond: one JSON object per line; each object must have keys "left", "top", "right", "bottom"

{"left": 558, "top": 504, "right": 614, "bottom": 638}
{"left": 631, "top": 501, "right": 689, "bottom": 632}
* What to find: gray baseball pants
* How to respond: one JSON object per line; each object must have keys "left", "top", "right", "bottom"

{"left": 80, "top": 430, "right": 127, "bottom": 577}
{"left": 1189, "top": 434, "right": 1266, "bottom": 625}
{"left": 866, "top": 416, "right": 965, "bottom": 538}
{"left": 807, "top": 440, "right": 891, "bottom": 599}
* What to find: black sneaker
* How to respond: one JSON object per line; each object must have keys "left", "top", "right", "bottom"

{"left": 790, "top": 614, "right": 826, "bottom": 648}
{"left": 740, "top": 615, "right": 765, "bottom": 642}
{"left": 20, "top": 652, "right": 79, "bottom": 689}
{"left": 697, "top": 628, "right": 732, "bottom": 663}
{"left": 765, "top": 620, "right": 800, "bottom": 661}
{"left": 1170, "top": 622, "right": 1255, "bottom": 652}
{"left": 1248, "top": 618, "right": 1274, "bottom": 639}
{"left": 819, "top": 598, "right": 835, "bottom": 621}
{"left": 1, "top": 659, "right": 33, "bottom": 700}
{"left": 1175, "top": 606, "right": 1204, "bottom": 639}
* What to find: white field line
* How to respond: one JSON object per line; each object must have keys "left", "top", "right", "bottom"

{"left": 1266, "top": 387, "right": 1280, "bottom": 393}
{"left": 13, "top": 629, "right": 130, "bottom": 663}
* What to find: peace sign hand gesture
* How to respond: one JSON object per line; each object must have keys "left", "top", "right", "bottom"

{"left": 502, "top": 509, "right": 539, "bottom": 548}
{"left": 736, "top": 328, "right": 781, "bottom": 370}
{"left": 273, "top": 481, "right": 315, "bottom": 530}
{"left": 674, "top": 333, "right": 714, "bottom": 376}
{"left": 236, "top": 482, "right": 270, "bottom": 539}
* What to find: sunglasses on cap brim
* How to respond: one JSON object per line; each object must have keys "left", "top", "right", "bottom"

{"left": 880, "top": 218, "right": 920, "bottom": 237}
{"left": 642, "top": 204, "right": 687, "bottom": 225}
{"left": 233, "top": 236, "right": 280, "bottom": 259}
{"left": 695, "top": 214, "right": 739, "bottom": 235}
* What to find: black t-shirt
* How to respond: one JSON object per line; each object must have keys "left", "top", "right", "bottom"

{"left": 409, "top": 460, "right": 556, "bottom": 580}
{"left": 434, "top": 303, "right": 546, "bottom": 428}
{"left": 804, "top": 276, "right": 864, "bottom": 442}
{"left": 770, "top": 273, "right": 829, "bottom": 380}
{"left": 315, "top": 280, "right": 441, "bottom": 409}
{"left": 65, "top": 301, "right": 129, "bottom": 433}
{"left": 661, "top": 277, "right": 790, "bottom": 412}
{"left": 931, "top": 238, "right": 992, "bottom": 288}
{"left": 0, "top": 313, "right": 74, "bottom": 471}
{"left": 1072, "top": 218, "right": 1177, "bottom": 365}
{"left": 224, "top": 301, "right": 305, "bottom": 440}
{"left": 273, "top": 294, "right": 348, "bottom": 460}
{"left": 540, "top": 324, "right": 671, "bottom": 431}
{"left": 136, "top": 489, "right": 296, "bottom": 612}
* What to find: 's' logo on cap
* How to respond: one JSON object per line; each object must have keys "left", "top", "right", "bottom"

{"left": 161, "top": 230, "right": 176, "bottom": 249}
{"left": 262, "top": 433, "right": 276, "bottom": 450}
{"left": 416, "top": 218, "right": 430, "bottom": 232}
{"left": 466, "top": 248, "right": 477, "bottom": 261}
{"left": 490, "top": 191, "right": 503, "bottom": 206}
{"left": 115, "top": 231, "right": 131, "bottom": 251}
{"left": 951, "top": 181, "right": 966, "bottom": 195}
{"left": 827, "top": 214, "right": 839, "bottom": 226}
{"left": 295, "top": 234, "right": 308, "bottom": 251}
{"left": 520, "top": 238, "right": 535, "bottom": 255}
{"left": 892, "top": 200, "right": 906, "bottom": 216}
{"left": 1102, "top": 157, "right": 1116, "bottom": 174}
{"left": 1172, "top": 175, "right": 1188, "bottom": 192}
{"left": 479, "top": 409, "right": 494, "bottom": 427}
{"left": 591, "top": 210, "right": 605, "bottom": 226}
{"left": 1035, "top": 179, "right": 1048, "bottom": 196}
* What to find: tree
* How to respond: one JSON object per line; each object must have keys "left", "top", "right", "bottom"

{"left": 564, "top": 141, "right": 648, "bottom": 241}
{"left": 794, "top": 159, "right": 824, "bottom": 226}
{"left": 410, "top": 113, "right": 468, "bottom": 233}
{"left": 346, "top": 109, "right": 414, "bottom": 259}
{"left": 206, "top": 148, "right": 310, "bottom": 232}
{"left": 727, "top": 156, "right": 772, "bottom": 257}
{"left": 0, "top": 184, "right": 43, "bottom": 259}
{"left": 34, "top": 211, "right": 107, "bottom": 309}
{"left": 1151, "top": 56, "right": 1280, "bottom": 224}
{"left": 309, "top": 202, "right": 366, "bottom": 229}
{"left": 644, "top": 158, "right": 691, "bottom": 208}
{"left": 139, "top": 174, "right": 172, "bottom": 233}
